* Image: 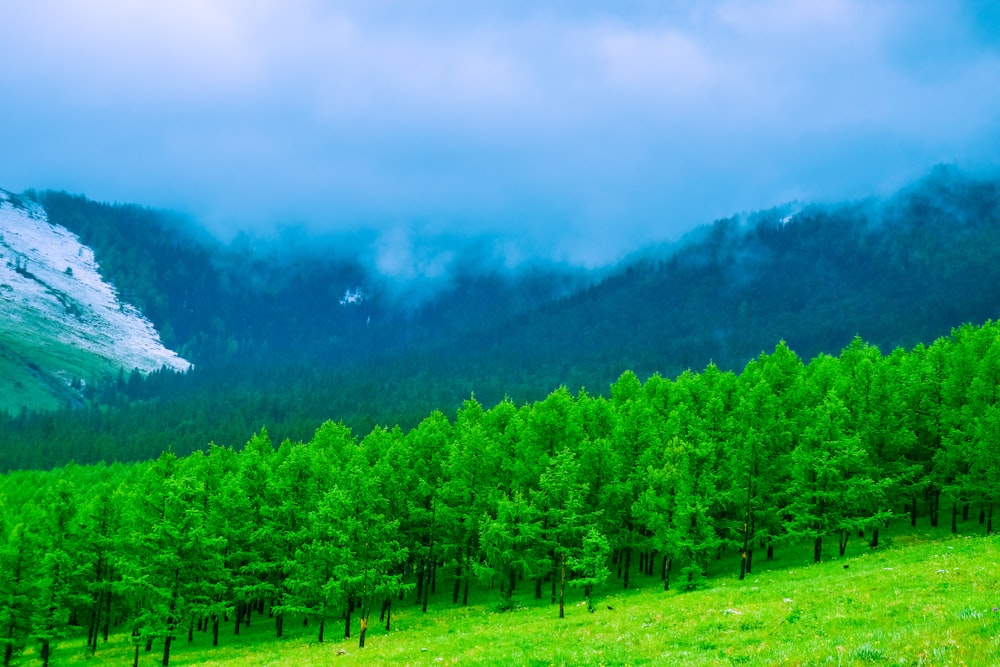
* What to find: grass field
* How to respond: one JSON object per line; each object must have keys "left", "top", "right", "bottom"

{"left": 30, "top": 525, "right": 1000, "bottom": 666}
{"left": 0, "top": 308, "right": 113, "bottom": 413}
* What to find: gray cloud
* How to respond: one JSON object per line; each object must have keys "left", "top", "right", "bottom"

{"left": 1, "top": 0, "right": 998, "bottom": 267}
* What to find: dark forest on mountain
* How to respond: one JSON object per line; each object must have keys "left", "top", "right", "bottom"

{"left": 2, "top": 167, "right": 998, "bottom": 470}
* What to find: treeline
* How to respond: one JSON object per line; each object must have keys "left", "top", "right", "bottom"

{"left": 7, "top": 166, "right": 1000, "bottom": 466}
{"left": 3, "top": 322, "right": 1000, "bottom": 665}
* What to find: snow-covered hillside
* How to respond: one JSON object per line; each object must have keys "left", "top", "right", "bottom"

{"left": 0, "top": 190, "right": 190, "bottom": 389}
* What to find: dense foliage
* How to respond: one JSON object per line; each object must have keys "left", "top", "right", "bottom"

{"left": 2, "top": 321, "right": 999, "bottom": 665}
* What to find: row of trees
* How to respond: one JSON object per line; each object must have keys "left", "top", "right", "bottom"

{"left": 2, "top": 321, "right": 1000, "bottom": 665}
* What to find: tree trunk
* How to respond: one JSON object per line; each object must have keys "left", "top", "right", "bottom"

{"left": 275, "top": 612, "right": 283, "bottom": 639}
{"left": 550, "top": 548, "right": 558, "bottom": 603}
{"left": 838, "top": 530, "right": 848, "bottom": 557}
{"left": 415, "top": 560, "right": 425, "bottom": 605}
{"left": 385, "top": 599, "right": 392, "bottom": 632}
{"left": 102, "top": 578, "right": 112, "bottom": 642}
{"left": 318, "top": 617, "right": 325, "bottom": 643}
{"left": 663, "top": 557, "right": 672, "bottom": 591}
{"left": 234, "top": 602, "right": 242, "bottom": 636}
{"left": 344, "top": 601, "right": 351, "bottom": 639}
{"left": 212, "top": 616, "right": 219, "bottom": 647}
{"left": 87, "top": 556, "right": 104, "bottom": 654}
{"left": 622, "top": 547, "right": 632, "bottom": 589}
{"left": 558, "top": 553, "right": 566, "bottom": 619}
{"left": 424, "top": 557, "right": 434, "bottom": 612}
{"left": 813, "top": 535, "right": 823, "bottom": 563}
{"left": 910, "top": 496, "right": 918, "bottom": 527}
{"left": 358, "top": 618, "right": 368, "bottom": 649}
{"left": 162, "top": 576, "right": 178, "bottom": 667}
{"left": 740, "top": 515, "right": 751, "bottom": 580}
{"left": 88, "top": 597, "right": 100, "bottom": 653}
{"left": 952, "top": 502, "right": 958, "bottom": 533}
{"left": 870, "top": 527, "right": 879, "bottom": 549}
{"left": 963, "top": 503, "right": 970, "bottom": 521}
{"left": 988, "top": 501, "right": 994, "bottom": 536}
{"left": 462, "top": 539, "right": 472, "bottom": 606}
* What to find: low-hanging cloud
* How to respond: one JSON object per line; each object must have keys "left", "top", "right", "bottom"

{"left": 1, "top": 0, "right": 998, "bottom": 267}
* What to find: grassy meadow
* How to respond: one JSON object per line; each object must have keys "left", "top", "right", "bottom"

{"left": 33, "top": 524, "right": 1000, "bottom": 667}
{"left": 0, "top": 308, "right": 114, "bottom": 413}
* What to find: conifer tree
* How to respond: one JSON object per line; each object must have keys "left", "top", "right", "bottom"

{"left": 0, "top": 516, "right": 36, "bottom": 667}
{"left": 29, "top": 479, "right": 85, "bottom": 667}
{"left": 567, "top": 527, "right": 611, "bottom": 613}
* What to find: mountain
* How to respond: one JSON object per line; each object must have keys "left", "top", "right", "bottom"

{"left": 1, "top": 165, "right": 998, "bottom": 469}
{"left": 0, "top": 190, "right": 190, "bottom": 414}
{"left": 447, "top": 165, "right": 1000, "bottom": 385}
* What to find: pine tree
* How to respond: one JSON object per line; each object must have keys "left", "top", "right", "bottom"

{"left": 567, "top": 527, "right": 611, "bottom": 613}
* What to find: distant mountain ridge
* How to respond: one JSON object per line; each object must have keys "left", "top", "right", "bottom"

{"left": 1, "top": 166, "right": 999, "bottom": 469}
{"left": 0, "top": 190, "right": 190, "bottom": 413}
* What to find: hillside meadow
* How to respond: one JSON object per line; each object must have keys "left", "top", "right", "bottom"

{"left": 34, "top": 526, "right": 1000, "bottom": 667}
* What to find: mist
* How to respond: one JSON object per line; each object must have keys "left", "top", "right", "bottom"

{"left": 1, "top": 0, "right": 998, "bottom": 267}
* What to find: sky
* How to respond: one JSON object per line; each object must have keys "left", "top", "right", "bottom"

{"left": 1, "top": 0, "right": 999, "bottom": 268}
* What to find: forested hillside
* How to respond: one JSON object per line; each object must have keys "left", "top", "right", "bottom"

{"left": 1, "top": 320, "right": 998, "bottom": 666}
{"left": 1, "top": 166, "right": 998, "bottom": 469}
{"left": 33, "top": 190, "right": 586, "bottom": 367}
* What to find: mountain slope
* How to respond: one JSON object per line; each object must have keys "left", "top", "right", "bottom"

{"left": 431, "top": 166, "right": 1000, "bottom": 385}
{"left": 2, "top": 166, "right": 999, "bottom": 468}
{"left": 0, "top": 190, "right": 190, "bottom": 413}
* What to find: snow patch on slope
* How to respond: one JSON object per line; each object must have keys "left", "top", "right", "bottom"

{"left": 0, "top": 191, "right": 191, "bottom": 375}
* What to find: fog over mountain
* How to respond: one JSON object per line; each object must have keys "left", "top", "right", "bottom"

{"left": 1, "top": 1, "right": 998, "bottom": 266}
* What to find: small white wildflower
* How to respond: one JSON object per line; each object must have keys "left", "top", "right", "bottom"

{"left": 783, "top": 598, "right": 794, "bottom": 604}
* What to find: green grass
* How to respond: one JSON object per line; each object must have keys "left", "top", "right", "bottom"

{"left": 0, "top": 307, "right": 116, "bottom": 413}
{"left": 29, "top": 527, "right": 1000, "bottom": 666}
{"left": 17, "top": 524, "right": 1000, "bottom": 667}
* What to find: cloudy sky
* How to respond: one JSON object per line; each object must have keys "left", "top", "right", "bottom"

{"left": 1, "top": 0, "right": 998, "bottom": 266}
